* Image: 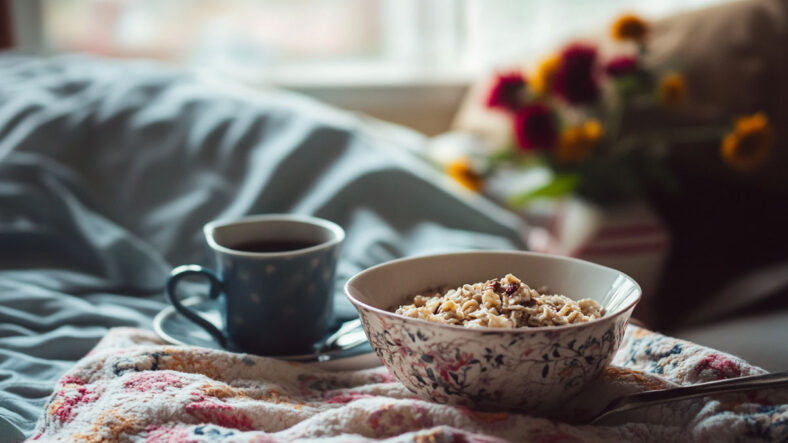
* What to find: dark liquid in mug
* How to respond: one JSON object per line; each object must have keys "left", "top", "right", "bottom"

{"left": 229, "top": 239, "right": 319, "bottom": 253}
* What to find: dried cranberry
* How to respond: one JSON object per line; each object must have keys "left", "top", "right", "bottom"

{"left": 487, "top": 280, "right": 502, "bottom": 293}
{"left": 505, "top": 282, "right": 520, "bottom": 296}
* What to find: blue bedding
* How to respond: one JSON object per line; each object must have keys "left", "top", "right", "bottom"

{"left": 0, "top": 55, "right": 526, "bottom": 440}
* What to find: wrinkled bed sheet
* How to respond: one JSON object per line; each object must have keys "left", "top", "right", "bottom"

{"left": 0, "top": 55, "right": 526, "bottom": 440}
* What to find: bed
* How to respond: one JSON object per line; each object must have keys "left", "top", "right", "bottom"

{"left": 1, "top": 54, "right": 786, "bottom": 442}
{"left": 0, "top": 54, "right": 529, "bottom": 439}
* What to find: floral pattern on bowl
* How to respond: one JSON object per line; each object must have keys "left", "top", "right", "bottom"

{"left": 344, "top": 251, "right": 641, "bottom": 414}
{"left": 357, "top": 303, "right": 632, "bottom": 412}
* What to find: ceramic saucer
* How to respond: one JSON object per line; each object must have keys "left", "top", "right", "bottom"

{"left": 152, "top": 297, "right": 380, "bottom": 371}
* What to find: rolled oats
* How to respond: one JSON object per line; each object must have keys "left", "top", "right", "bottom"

{"left": 394, "top": 274, "right": 605, "bottom": 328}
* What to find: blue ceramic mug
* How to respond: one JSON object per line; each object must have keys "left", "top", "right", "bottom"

{"left": 166, "top": 214, "right": 344, "bottom": 356}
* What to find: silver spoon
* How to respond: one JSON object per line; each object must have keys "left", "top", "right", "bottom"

{"left": 318, "top": 318, "right": 366, "bottom": 352}
{"left": 590, "top": 370, "right": 788, "bottom": 425}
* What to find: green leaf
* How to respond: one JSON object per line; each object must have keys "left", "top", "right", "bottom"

{"left": 487, "top": 149, "right": 519, "bottom": 164}
{"left": 486, "top": 149, "right": 547, "bottom": 170}
{"left": 614, "top": 75, "right": 641, "bottom": 96}
{"left": 507, "top": 173, "right": 580, "bottom": 207}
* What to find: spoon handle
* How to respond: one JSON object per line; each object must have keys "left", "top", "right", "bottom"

{"left": 592, "top": 370, "right": 788, "bottom": 424}
{"left": 322, "top": 319, "right": 363, "bottom": 349}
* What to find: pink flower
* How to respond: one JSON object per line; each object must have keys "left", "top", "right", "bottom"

{"left": 554, "top": 44, "right": 599, "bottom": 104}
{"left": 145, "top": 426, "right": 192, "bottom": 443}
{"left": 486, "top": 71, "right": 527, "bottom": 111}
{"left": 185, "top": 399, "right": 254, "bottom": 430}
{"left": 514, "top": 104, "right": 557, "bottom": 150}
{"left": 124, "top": 372, "right": 182, "bottom": 392}
{"left": 694, "top": 354, "right": 741, "bottom": 379}
{"left": 605, "top": 55, "right": 638, "bottom": 77}
{"left": 52, "top": 384, "right": 100, "bottom": 423}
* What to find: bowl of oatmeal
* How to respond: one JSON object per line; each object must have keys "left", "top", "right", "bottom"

{"left": 344, "top": 251, "right": 640, "bottom": 413}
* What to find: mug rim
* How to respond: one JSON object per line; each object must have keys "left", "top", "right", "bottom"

{"left": 203, "top": 214, "right": 345, "bottom": 258}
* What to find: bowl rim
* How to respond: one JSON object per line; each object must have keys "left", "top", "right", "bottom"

{"left": 343, "top": 250, "right": 642, "bottom": 334}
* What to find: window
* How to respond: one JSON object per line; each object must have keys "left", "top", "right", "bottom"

{"left": 19, "top": 0, "right": 730, "bottom": 85}
{"left": 8, "top": 0, "right": 732, "bottom": 134}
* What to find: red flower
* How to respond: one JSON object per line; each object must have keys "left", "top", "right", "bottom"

{"left": 554, "top": 44, "right": 599, "bottom": 104}
{"left": 605, "top": 55, "right": 638, "bottom": 77}
{"left": 486, "top": 71, "right": 527, "bottom": 111}
{"left": 514, "top": 104, "right": 557, "bottom": 150}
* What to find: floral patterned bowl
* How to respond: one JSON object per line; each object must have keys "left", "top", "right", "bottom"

{"left": 344, "top": 251, "right": 640, "bottom": 413}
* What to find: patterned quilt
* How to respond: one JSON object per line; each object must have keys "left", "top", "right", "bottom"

{"left": 30, "top": 326, "right": 787, "bottom": 442}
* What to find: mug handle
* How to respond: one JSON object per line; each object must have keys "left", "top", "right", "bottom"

{"left": 166, "top": 264, "right": 228, "bottom": 347}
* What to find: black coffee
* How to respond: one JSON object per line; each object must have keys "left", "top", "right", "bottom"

{"left": 229, "top": 239, "right": 319, "bottom": 253}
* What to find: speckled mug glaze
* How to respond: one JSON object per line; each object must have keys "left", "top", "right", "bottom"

{"left": 167, "top": 214, "right": 343, "bottom": 356}
{"left": 344, "top": 251, "right": 640, "bottom": 413}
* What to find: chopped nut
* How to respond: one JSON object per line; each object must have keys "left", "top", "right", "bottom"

{"left": 488, "top": 314, "right": 512, "bottom": 328}
{"left": 461, "top": 299, "right": 479, "bottom": 313}
{"left": 441, "top": 299, "right": 459, "bottom": 313}
{"left": 482, "top": 290, "right": 502, "bottom": 310}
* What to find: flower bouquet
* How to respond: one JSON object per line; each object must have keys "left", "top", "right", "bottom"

{"left": 441, "top": 14, "right": 774, "bottom": 301}
{"left": 446, "top": 14, "right": 774, "bottom": 208}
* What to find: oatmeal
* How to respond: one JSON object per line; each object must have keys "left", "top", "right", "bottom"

{"left": 394, "top": 274, "right": 605, "bottom": 328}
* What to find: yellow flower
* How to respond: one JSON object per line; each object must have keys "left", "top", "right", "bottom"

{"left": 611, "top": 14, "right": 649, "bottom": 42}
{"left": 556, "top": 120, "right": 604, "bottom": 165}
{"left": 659, "top": 73, "right": 686, "bottom": 107}
{"left": 721, "top": 112, "right": 773, "bottom": 171}
{"left": 531, "top": 54, "right": 561, "bottom": 95}
{"left": 445, "top": 157, "right": 483, "bottom": 192}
